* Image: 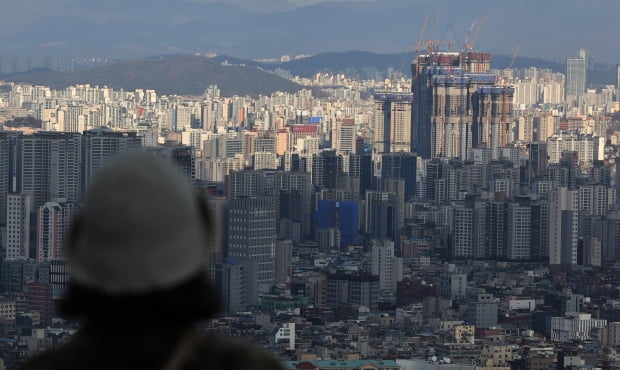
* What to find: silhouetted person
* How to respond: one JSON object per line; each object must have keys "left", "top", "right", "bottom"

{"left": 20, "top": 153, "right": 284, "bottom": 370}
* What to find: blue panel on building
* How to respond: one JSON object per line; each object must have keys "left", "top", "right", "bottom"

{"left": 315, "top": 200, "right": 359, "bottom": 246}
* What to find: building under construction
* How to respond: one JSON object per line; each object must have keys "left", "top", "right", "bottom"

{"left": 472, "top": 86, "right": 515, "bottom": 157}
{"left": 373, "top": 92, "right": 413, "bottom": 154}
{"left": 411, "top": 51, "right": 512, "bottom": 160}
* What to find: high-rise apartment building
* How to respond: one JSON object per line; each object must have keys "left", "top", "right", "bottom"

{"left": 373, "top": 92, "right": 413, "bottom": 154}
{"left": 228, "top": 170, "right": 267, "bottom": 199}
{"left": 81, "top": 128, "right": 142, "bottom": 196}
{"left": 18, "top": 132, "right": 81, "bottom": 208}
{"left": 452, "top": 198, "right": 487, "bottom": 258}
{"left": 472, "top": 86, "right": 514, "bottom": 158}
{"left": 334, "top": 118, "right": 356, "bottom": 154}
{"left": 506, "top": 203, "right": 531, "bottom": 260}
{"left": 566, "top": 49, "right": 587, "bottom": 102}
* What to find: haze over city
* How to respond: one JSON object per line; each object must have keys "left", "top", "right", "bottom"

{"left": 0, "top": 0, "right": 619, "bottom": 63}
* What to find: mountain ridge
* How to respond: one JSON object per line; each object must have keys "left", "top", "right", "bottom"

{"left": 1, "top": 55, "right": 302, "bottom": 97}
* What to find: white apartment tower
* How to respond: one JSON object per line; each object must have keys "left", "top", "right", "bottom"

{"left": 6, "top": 193, "right": 31, "bottom": 260}
{"left": 371, "top": 239, "right": 395, "bottom": 295}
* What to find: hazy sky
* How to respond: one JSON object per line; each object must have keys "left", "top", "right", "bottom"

{"left": 0, "top": 0, "right": 619, "bottom": 64}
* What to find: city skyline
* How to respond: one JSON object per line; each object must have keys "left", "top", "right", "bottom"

{"left": 3, "top": 5, "right": 620, "bottom": 368}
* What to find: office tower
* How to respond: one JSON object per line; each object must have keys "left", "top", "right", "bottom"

{"left": 0, "top": 132, "right": 16, "bottom": 225}
{"left": 548, "top": 187, "right": 578, "bottom": 265}
{"left": 311, "top": 150, "right": 342, "bottom": 189}
{"left": 528, "top": 142, "right": 548, "bottom": 180}
{"left": 425, "top": 159, "right": 446, "bottom": 202}
{"left": 276, "top": 171, "right": 313, "bottom": 240}
{"left": 215, "top": 258, "right": 246, "bottom": 313}
{"left": 6, "top": 193, "right": 31, "bottom": 260}
{"left": 349, "top": 153, "right": 374, "bottom": 198}
{"left": 81, "top": 128, "right": 142, "bottom": 195}
{"left": 36, "top": 200, "right": 76, "bottom": 261}
{"left": 412, "top": 51, "right": 496, "bottom": 159}
{"left": 365, "top": 191, "right": 399, "bottom": 243}
{"left": 373, "top": 92, "right": 413, "bottom": 153}
{"left": 227, "top": 196, "right": 276, "bottom": 305}
{"left": 381, "top": 152, "right": 417, "bottom": 201}
{"left": 378, "top": 177, "right": 405, "bottom": 230}
{"left": 566, "top": 49, "right": 587, "bottom": 102}
{"left": 19, "top": 132, "right": 81, "bottom": 208}
{"left": 472, "top": 86, "right": 515, "bottom": 158}
{"left": 506, "top": 203, "right": 531, "bottom": 260}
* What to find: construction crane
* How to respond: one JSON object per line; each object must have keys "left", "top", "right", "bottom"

{"left": 399, "top": 14, "right": 429, "bottom": 74}
{"left": 508, "top": 44, "right": 520, "bottom": 70}
{"left": 464, "top": 17, "right": 485, "bottom": 50}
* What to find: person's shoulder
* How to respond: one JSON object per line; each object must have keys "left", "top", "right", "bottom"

{"left": 189, "top": 335, "right": 285, "bottom": 370}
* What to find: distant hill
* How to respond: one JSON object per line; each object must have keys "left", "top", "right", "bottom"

{"left": 3, "top": 55, "right": 302, "bottom": 97}
{"left": 243, "top": 50, "right": 570, "bottom": 79}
